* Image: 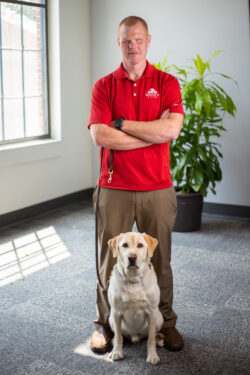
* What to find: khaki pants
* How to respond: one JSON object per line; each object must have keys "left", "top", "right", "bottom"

{"left": 93, "top": 186, "right": 178, "bottom": 329}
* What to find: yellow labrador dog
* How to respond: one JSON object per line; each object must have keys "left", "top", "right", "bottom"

{"left": 108, "top": 232, "right": 164, "bottom": 365}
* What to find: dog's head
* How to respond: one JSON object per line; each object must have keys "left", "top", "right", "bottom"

{"left": 108, "top": 232, "right": 158, "bottom": 275}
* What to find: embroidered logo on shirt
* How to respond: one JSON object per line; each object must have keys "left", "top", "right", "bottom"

{"left": 145, "top": 88, "right": 159, "bottom": 99}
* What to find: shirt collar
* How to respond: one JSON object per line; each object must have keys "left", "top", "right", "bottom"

{"left": 113, "top": 60, "right": 155, "bottom": 80}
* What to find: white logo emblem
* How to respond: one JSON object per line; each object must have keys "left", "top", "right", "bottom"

{"left": 145, "top": 88, "right": 159, "bottom": 98}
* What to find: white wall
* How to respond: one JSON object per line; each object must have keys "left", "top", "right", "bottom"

{"left": 90, "top": 0, "right": 250, "bottom": 207}
{"left": 0, "top": 0, "right": 93, "bottom": 215}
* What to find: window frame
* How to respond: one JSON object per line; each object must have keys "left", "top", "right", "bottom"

{"left": 0, "top": 0, "right": 50, "bottom": 146}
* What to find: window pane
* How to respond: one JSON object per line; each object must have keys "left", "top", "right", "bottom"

{"left": 25, "top": 97, "right": 44, "bottom": 137}
{"left": 24, "top": 51, "right": 41, "bottom": 96}
{"left": 23, "top": 5, "right": 44, "bottom": 50}
{"left": 2, "top": 50, "right": 23, "bottom": 97}
{"left": 1, "top": 3, "right": 21, "bottom": 49}
{"left": 4, "top": 98, "right": 24, "bottom": 140}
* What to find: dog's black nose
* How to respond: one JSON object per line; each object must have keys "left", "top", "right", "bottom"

{"left": 128, "top": 254, "right": 137, "bottom": 265}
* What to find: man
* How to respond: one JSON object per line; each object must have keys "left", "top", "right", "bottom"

{"left": 88, "top": 16, "right": 184, "bottom": 354}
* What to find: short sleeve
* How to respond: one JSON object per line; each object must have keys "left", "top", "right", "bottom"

{"left": 163, "top": 75, "right": 184, "bottom": 116}
{"left": 88, "top": 78, "right": 112, "bottom": 129}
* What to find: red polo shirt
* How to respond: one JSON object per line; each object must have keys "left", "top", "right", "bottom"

{"left": 88, "top": 61, "right": 184, "bottom": 191}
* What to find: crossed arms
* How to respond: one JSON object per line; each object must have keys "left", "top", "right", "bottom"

{"left": 90, "top": 110, "right": 184, "bottom": 151}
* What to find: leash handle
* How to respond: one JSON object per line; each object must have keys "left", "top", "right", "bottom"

{"left": 108, "top": 148, "right": 114, "bottom": 183}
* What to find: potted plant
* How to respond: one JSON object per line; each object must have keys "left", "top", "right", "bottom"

{"left": 153, "top": 52, "right": 237, "bottom": 231}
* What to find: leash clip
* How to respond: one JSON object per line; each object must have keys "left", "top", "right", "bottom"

{"left": 108, "top": 169, "right": 113, "bottom": 183}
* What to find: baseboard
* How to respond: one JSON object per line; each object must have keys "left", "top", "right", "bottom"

{"left": 203, "top": 202, "right": 250, "bottom": 219}
{"left": 0, "top": 188, "right": 94, "bottom": 229}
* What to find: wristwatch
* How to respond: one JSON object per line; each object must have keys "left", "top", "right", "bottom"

{"left": 115, "top": 117, "right": 125, "bottom": 131}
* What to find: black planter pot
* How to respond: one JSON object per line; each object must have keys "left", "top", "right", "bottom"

{"left": 174, "top": 190, "right": 204, "bottom": 232}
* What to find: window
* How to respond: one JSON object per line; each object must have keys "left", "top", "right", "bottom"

{"left": 0, "top": 0, "right": 49, "bottom": 145}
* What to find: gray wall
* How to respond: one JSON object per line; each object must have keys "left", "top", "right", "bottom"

{"left": 90, "top": 0, "right": 250, "bottom": 207}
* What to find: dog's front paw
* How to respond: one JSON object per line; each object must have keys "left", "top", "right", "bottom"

{"left": 146, "top": 351, "right": 160, "bottom": 365}
{"left": 109, "top": 350, "right": 123, "bottom": 361}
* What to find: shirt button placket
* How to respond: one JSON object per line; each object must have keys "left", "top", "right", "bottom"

{"left": 132, "top": 82, "right": 137, "bottom": 103}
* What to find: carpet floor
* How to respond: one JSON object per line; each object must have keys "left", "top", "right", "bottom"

{"left": 0, "top": 199, "right": 249, "bottom": 375}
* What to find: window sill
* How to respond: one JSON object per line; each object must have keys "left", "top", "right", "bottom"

{"left": 0, "top": 138, "right": 62, "bottom": 169}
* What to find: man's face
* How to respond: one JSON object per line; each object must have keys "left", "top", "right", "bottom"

{"left": 118, "top": 22, "right": 151, "bottom": 66}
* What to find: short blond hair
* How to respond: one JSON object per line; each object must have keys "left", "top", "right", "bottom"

{"left": 117, "top": 16, "right": 148, "bottom": 39}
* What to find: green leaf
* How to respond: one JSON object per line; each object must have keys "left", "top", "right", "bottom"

{"left": 195, "top": 92, "right": 203, "bottom": 114}
{"left": 226, "top": 95, "right": 237, "bottom": 117}
{"left": 208, "top": 50, "right": 222, "bottom": 61}
{"left": 212, "top": 72, "right": 238, "bottom": 87}
{"left": 199, "top": 148, "right": 207, "bottom": 161}
{"left": 194, "top": 168, "right": 204, "bottom": 186}
{"left": 211, "top": 82, "right": 228, "bottom": 96}
{"left": 213, "top": 159, "right": 222, "bottom": 181}
{"left": 202, "top": 91, "right": 212, "bottom": 115}
{"left": 177, "top": 153, "right": 189, "bottom": 170}
{"left": 210, "top": 187, "right": 216, "bottom": 195}
{"left": 171, "top": 65, "right": 187, "bottom": 79}
{"left": 219, "top": 73, "right": 238, "bottom": 87}
{"left": 213, "top": 147, "right": 223, "bottom": 158}
{"left": 204, "top": 61, "right": 211, "bottom": 73}
{"left": 196, "top": 54, "right": 206, "bottom": 76}
{"left": 192, "top": 184, "right": 201, "bottom": 192}
{"left": 181, "top": 79, "right": 199, "bottom": 98}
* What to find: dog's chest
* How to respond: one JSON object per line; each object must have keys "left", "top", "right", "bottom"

{"left": 119, "top": 284, "right": 150, "bottom": 313}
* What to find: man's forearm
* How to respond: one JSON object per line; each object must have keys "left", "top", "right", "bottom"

{"left": 121, "top": 113, "right": 183, "bottom": 143}
{"left": 90, "top": 123, "right": 152, "bottom": 151}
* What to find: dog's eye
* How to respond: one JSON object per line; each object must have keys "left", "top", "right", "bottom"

{"left": 137, "top": 243, "right": 144, "bottom": 248}
{"left": 122, "top": 242, "right": 128, "bottom": 248}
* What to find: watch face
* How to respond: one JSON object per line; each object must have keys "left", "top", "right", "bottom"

{"left": 116, "top": 118, "right": 123, "bottom": 130}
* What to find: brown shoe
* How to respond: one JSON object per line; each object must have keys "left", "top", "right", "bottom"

{"left": 160, "top": 327, "right": 184, "bottom": 351}
{"left": 90, "top": 326, "right": 113, "bottom": 354}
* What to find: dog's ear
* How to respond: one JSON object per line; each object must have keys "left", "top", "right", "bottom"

{"left": 108, "top": 234, "right": 123, "bottom": 258}
{"left": 143, "top": 233, "right": 158, "bottom": 258}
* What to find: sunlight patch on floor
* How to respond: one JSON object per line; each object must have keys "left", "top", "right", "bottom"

{"left": 74, "top": 338, "right": 112, "bottom": 362}
{"left": 0, "top": 226, "right": 70, "bottom": 287}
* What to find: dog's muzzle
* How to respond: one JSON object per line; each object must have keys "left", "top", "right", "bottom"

{"left": 128, "top": 254, "right": 138, "bottom": 268}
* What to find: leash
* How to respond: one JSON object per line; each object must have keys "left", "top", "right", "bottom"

{"left": 95, "top": 148, "right": 114, "bottom": 290}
